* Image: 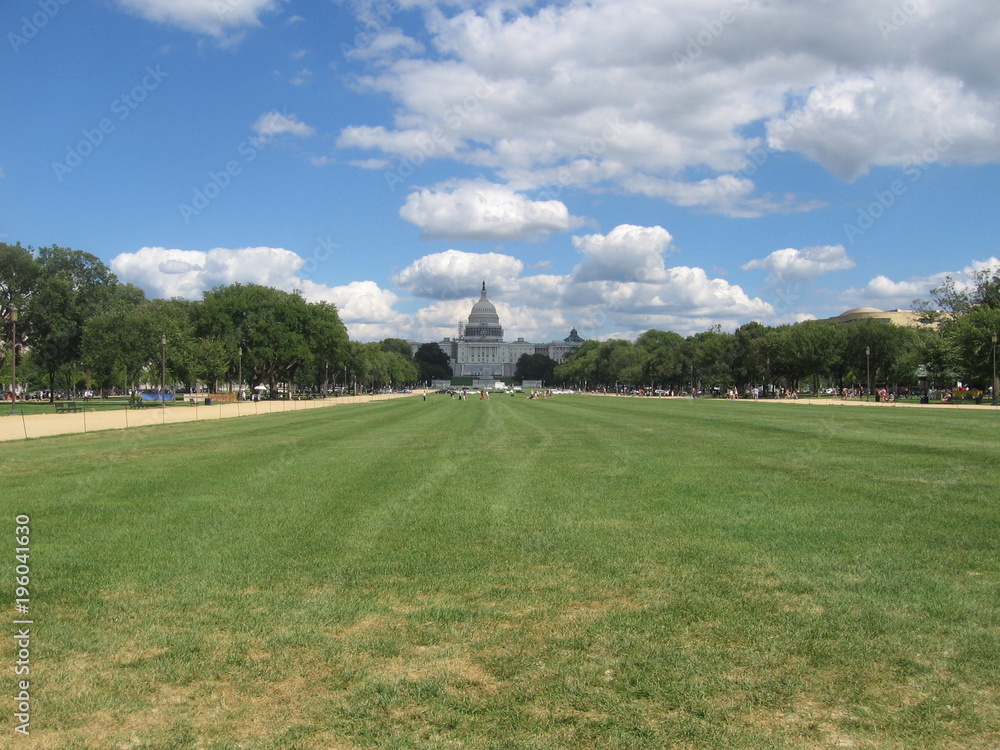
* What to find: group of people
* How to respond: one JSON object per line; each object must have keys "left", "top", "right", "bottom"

{"left": 445, "top": 389, "right": 492, "bottom": 400}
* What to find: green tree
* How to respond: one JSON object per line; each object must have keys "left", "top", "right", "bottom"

{"left": 945, "top": 307, "right": 1000, "bottom": 390}
{"left": 83, "top": 306, "right": 157, "bottom": 396}
{"left": 28, "top": 247, "right": 121, "bottom": 400}
{"left": 731, "top": 321, "right": 772, "bottom": 391}
{"left": 198, "top": 284, "right": 346, "bottom": 396}
{"left": 684, "top": 329, "right": 734, "bottom": 392}
{"left": 414, "top": 342, "right": 452, "bottom": 382}
{"left": 380, "top": 338, "right": 414, "bottom": 360}
{"left": 918, "top": 265, "right": 1000, "bottom": 394}
{"left": 842, "top": 319, "right": 914, "bottom": 393}
{"left": 0, "top": 243, "right": 39, "bottom": 387}
{"left": 514, "top": 353, "right": 556, "bottom": 383}
{"left": 774, "top": 321, "right": 845, "bottom": 393}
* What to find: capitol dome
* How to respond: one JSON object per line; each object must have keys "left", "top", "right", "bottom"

{"left": 465, "top": 282, "right": 504, "bottom": 341}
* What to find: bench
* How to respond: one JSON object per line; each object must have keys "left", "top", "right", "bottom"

{"left": 54, "top": 402, "right": 81, "bottom": 414}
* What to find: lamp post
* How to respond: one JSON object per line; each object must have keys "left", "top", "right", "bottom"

{"left": 237, "top": 346, "right": 243, "bottom": 401}
{"left": 992, "top": 333, "right": 997, "bottom": 406}
{"left": 866, "top": 346, "right": 871, "bottom": 403}
{"left": 9, "top": 309, "right": 18, "bottom": 416}
{"left": 160, "top": 333, "right": 167, "bottom": 407}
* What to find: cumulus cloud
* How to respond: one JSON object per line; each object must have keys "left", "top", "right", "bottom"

{"left": 399, "top": 181, "right": 582, "bottom": 240}
{"left": 111, "top": 246, "right": 305, "bottom": 299}
{"left": 393, "top": 225, "right": 772, "bottom": 338}
{"left": 571, "top": 225, "right": 675, "bottom": 283}
{"left": 845, "top": 257, "right": 1000, "bottom": 309}
{"left": 767, "top": 69, "right": 1000, "bottom": 180}
{"left": 337, "top": 0, "right": 1000, "bottom": 209}
{"left": 742, "top": 245, "right": 856, "bottom": 285}
{"left": 391, "top": 248, "right": 524, "bottom": 299}
{"left": 113, "top": 0, "right": 282, "bottom": 39}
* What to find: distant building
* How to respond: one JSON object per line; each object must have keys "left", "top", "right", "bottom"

{"left": 824, "top": 307, "right": 928, "bottom": 327}
{"left": 414, "top": 283, "right": 586, "bottom": 378}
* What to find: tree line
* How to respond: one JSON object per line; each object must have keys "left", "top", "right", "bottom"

{"left": 0, "top": 243, "right": 445, "bottom": 400}
{"left": 552, "top": 268, "right": 1000, "bottom": 395}
{"left": 3, "top": 241, "right": 998, "bottom": 399}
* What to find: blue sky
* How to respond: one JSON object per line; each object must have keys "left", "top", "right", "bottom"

{"left": 3, "top": 0, "right": 999, "bottom": 342}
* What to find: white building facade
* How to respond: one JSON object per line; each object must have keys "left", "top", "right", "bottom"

{"left": 416, "top": 283, "right": 586, "bottom": 378}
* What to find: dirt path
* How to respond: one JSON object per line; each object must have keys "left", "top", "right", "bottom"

{"left": 0, "top": 392, "right": 421, "bottom": 442}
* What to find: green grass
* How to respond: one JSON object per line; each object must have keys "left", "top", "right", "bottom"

{"left": 2, "top": 397, "right": 179, "bottom": 415}
{"left": 3, "top": 396, "right": 998, "bottom": 748}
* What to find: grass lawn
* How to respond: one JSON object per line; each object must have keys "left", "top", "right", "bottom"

{"left": 3, "top": 398, "right": 172, "bottom": 415}
{"left": 2, "top": 396, "right": 998, "bottom": 749}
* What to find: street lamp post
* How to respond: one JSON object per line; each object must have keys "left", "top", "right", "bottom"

{"left": 866, "top": 346, "right": 871, "bottom": 403}
{"left": 237, "top": 346, "right": 243, "bottom": 401}
{"left": 9, "top": 309, "right": 18, "bottom": 416}
{"left": 160, "top": 333, "right": 167, "bottom": 407}
{"left": 992, "top": 333, "right": 997, "bottom": 406}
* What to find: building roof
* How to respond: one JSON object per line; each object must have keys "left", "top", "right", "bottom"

{"left": 826, "top": 307, "right": 928, "bottom": 327}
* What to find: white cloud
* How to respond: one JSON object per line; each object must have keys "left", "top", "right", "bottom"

{"left": 392, "top": 248, "right": 524, "bottom": 299}
{"left": 337, "top": 0, "right": 1000, "bottom": 208}
{"left": 742, "top": 245, "right": 855, "bottom": 284}
{"left": 344, "top": 28, "right": 425, "bottom": 62}
{"left": 393, "top": 227, "right": 773, "bottom": 339}
{"left": 399, "top": 181, "right": 582, "bottom": 240}
{"left": 111, "top": 246, "right": 305, "bottom": 299}
{"left": 622, "top": 174, "right": 825, "bottom": 218}
{"left": 347, "top": 157, "right": 391, "bottom": 169}
{"left": 251, "top": 111, "right": 315, "bottom": 138}
{"left": 767, "top": 69, "right": 1000, "bottom": 180}
{"left": 571, "top": 225, "right": 675, "bottom": 283}
{"left": 289, "top": 68, "right": 314, "bottom": 87}
{"left": 301, "top": 279, "right": 407, "bottom": 340}
{"left": 113, "top": 0, "right": 282, "bottom": 39}
{"left": 337, "top": 125, "right": 460, "bottom": 159}
{"left": 845, "top": 257, "right": 1000, "bottom": 309}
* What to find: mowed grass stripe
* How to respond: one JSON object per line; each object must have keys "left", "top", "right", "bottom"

{"left": 3, "top": 395, "right": 998, "bottom": 748}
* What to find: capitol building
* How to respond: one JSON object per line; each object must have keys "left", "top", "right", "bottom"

{"left": 421, "top": 283, "right": 586, "bottom": 378}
